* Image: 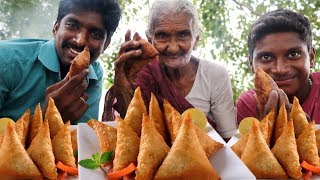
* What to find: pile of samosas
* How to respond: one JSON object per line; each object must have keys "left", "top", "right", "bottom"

{"left": 88, "top": 87, "right": 223, "bottom": 179}
{"left": 0, "top": 97, "right": 78, "bottom": 179}
{"left": 232, "top": 68, "right": 319, "bottom": 179}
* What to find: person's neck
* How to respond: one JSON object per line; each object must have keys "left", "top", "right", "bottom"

{"left": 59, "top": 62, "right": 69, "bottom": 79}
{"left": 165, "top": 56, "right": 199, "bottom": 81}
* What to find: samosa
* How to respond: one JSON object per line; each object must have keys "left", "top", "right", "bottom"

{"left": 241, "top": 121, "right": 287, "bottom": 179}
{"left": 149, "top": 93, "right": 169, "bottom": 144}
{"left": 259, "top": 111, "right": 271, "bottom": 146}
{"left": 254, "top": 67, "right": 279, "bottom": 105}
{"left": 154, "top": 113, "right": 220, "bottom": 180}
{"left": 271, "top": 120, "right": 301, "bottom": 179}
{"left": 68, "top": 46, "right": 90, "bottom": 79}
{"left": 163, "top": 99, "right": 176, "bottom": 144}
{"left": 28, "top": 103, "right": 43, "bottom": 146}
{"left": 0, "top": 121, "right": 41, "bottom": 179}
{"left": 113, "top": 117, "right": 140, "bottom": 171}
{"left": 27, "top": 120, "right": 57, "bottom": 179}
{"left": 273, "top": 103, "right": 287, "bottom": 144}
{"left": 124, "top": 87, "right": 147, "bottom": 136}
{"left": 316, "top": 129, "right": 320, "bottom": 156}
{"left": 296, "top": 121, "right": 320, "bottom": 167}
{"left": 194, "top": 126, "right": 224, "bottom": 157}
{"left": 15, "top": 108, "right": 31, "bottom": 148}
{"left": 231, "top": 133, "right": 249, "bottom": 158}
{"left": 87, "top": 119, "right": 117, "bottom": 152}
{"left": 71, "top": 129, "right": 78, "bottom": 152}
{"left": 45, "top": 97, "right": 64, "bottom": 138}
{"left": 290, "top": 96, "right": 308, "bottom": 137}
{"left": 52, "top": 121, "right": 76, "bottom": 167}
{"left": 136, "top": 114, "right": 170, "bottom": 180}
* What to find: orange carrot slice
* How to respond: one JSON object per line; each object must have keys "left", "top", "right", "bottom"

{"left": 56, "top": 161, "right": 79, "bottom": 175}
{"left": 303, "top": 170, "right": 312, "bottom": 180}
{"left": 301, "top": 161, "right": 320, "bottom": 174}
{"left": 107, "top": 163, "right": 136, "bottom": 179}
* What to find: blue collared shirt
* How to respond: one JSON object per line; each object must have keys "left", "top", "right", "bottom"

{"left": 0, "top": 39, "right": 103, "bottom": 124}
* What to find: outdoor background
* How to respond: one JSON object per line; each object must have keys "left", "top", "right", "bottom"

{"left": 1, "top": 0, "right": 320, "bottom": 102}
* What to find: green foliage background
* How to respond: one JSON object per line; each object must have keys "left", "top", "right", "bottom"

{"left": 1, "top": 0, "right": 319, "bottom": 101}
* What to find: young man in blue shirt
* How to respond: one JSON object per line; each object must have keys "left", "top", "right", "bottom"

{"left": 0, "top": 0, "right": 121, "bottom": 124}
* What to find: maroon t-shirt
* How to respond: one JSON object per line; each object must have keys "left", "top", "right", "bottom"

{"left": 236, "top": 72, "right": 320, "bottom": 124}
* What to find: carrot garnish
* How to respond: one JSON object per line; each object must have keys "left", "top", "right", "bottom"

{"left": 107, "top": 163, "right": 136, "bottom": 179}
{"left": 57, "top": 171, "right": 68, "bottom": 180}
{"left": 301, "top": 161, "right": 320, "bottom": 174}
{"left": 56, "top": 161, "right": 79, "bottom": 175}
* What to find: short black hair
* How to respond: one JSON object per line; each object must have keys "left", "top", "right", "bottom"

{"left": 56, "top": 0, "right": 121, "bottom": 40}
{"left": 248, "top": 9, "right": 312, "bottom": 59}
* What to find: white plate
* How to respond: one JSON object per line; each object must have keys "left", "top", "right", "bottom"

{"left": 78, "top": 122, "right": 255, "bottom": 179}
{"left": 226, "top": 126, "right": 320, "bottom": 179}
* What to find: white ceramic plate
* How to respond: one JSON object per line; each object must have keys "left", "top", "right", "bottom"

{"left": 77, "top": 121, "right": 255, "bottom": 179}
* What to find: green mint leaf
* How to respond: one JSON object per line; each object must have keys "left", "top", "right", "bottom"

{"left": 92, "top": 152, "right": 101, "bottom": 164}
{"left": 100, "top": 150, "right": 114, "bottom": 164}
{"left": 78, "top": 159, "right": 99, "bottom": 169}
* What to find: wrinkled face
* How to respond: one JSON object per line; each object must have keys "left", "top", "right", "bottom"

{"left": 53, "top": 11, "right": 110, "bottom": 68}
{"left": 251, "top": 32, "right": 314, "bottom": 98}
{"left": 151, "top": 14, "right": 199, "bottom": 68}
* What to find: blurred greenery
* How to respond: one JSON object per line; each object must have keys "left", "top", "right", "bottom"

{"left": 1, "top": 0, "right": 319, "bottom": 101}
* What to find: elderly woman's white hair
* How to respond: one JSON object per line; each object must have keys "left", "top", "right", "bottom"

{"left": 146, "top": 0, "right": 202, "bottom": 38}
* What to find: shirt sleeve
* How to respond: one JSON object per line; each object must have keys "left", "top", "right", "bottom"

{"left": 236, "top": 90, "right": 257, "bottom": 124}
{"left": 210, "top": 66, "right": 237, "bottom": 138}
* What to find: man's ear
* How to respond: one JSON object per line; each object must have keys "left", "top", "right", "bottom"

{"left": 309, "top": 47, "right": 315, "bottom": 68}
{"left": 249, "top": 56, "right": 254, "bottom": 73}
{"left": 52, "top": 21, "right": 59, "bottom": 38}
{"left": 193, "top": 35, "right": 200, "bottom": 50}
{"left": 102, "top": 38, "right": 111, "bottom": 52}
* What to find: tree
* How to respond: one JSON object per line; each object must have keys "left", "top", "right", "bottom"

{"left": 1, "top": 0, "right": 319, "bottom": 100}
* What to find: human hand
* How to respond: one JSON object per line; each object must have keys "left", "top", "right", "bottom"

{"left": 255, "top": 89, "right": 293, "bottom": 120}
{"left": 44, "top": 69, "right": 89, "bottom": 123}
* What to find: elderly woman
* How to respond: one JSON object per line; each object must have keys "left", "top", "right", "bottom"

{"left": 109, "top": 0, "right": 236, "bottom": 140}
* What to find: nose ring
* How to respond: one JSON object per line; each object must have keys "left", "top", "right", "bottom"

{"left": 167, "top": 47, "right": 171, "bottom": 53}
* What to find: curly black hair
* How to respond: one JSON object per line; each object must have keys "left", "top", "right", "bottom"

{"left": 248, "top": 9, "right": 312, "bottom": 59}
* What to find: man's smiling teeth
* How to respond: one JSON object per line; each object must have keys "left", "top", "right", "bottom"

{"left": 69, "top": 48, "right": 81, "bottom": 55}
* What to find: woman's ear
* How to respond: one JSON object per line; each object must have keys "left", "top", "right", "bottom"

{"left": 309, "top": 47, "right": 315, "bottom": 68}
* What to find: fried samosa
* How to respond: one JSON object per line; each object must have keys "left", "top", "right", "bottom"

{"left": 154, "top": 113, "right": 220, "bottom": 180}
{"left": 136, "top": 114, "right": 170, "bottom": 180}
{"left": 124, "top": 33, "right": 158, "bottom": 83}
{"left": 296, "top": 121, "right": 320, "bottom": 167}
{"left": 68, "top": 46, "right": 90, "bottom": 79}
{"left": 149, "top": 93, "right": 169, "bottom": 144}
{"left": 163, "top": 99, "right": 176, "bottom": 144}
{"left": 0, "top": 121, "right": 41, "bottom": 179}
{"left": 316, "top": 129, "right": 320, "bottom": 157}
{"left": 71, "top": 128, "right": 78, "bottom": 153}
{"left": 254, "top": 67, "right": 279, "bottom": 105}
{"left": 273, "top": 103, "right": 287, "bottom": 144}
{"left": 15, "top": 108, "right": 31, "bottom": 148}
{"left": 113, "top": 117, "right": 140, "bottom": 171}
{"left": 28, "top": 103, "right": 43, "bottom": 147}
{"left": 27, "top": 120, "right": 57, "bottom": 179}
{"left": 241, "top": 121, "right": 287, "bottom": 179}
{"left": 124, "top": 87, "right": 147, "bottom": 136}
{"left": 45, "top": 97, "right": 64, "bottom": 138}
{"left": 87, "top": 119, "right": 117, "bottom": 152}
{"left": 231, "top": 133, "right": 249, "bottom": 158}
{"left": 290, "top": 96, "right": 308, "bottom": 138}
{"left": 52, "top": 121, "right": 76, "bottom": 167}
{"left": 271, "top": 120, "right": 301, "bottom": 179}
